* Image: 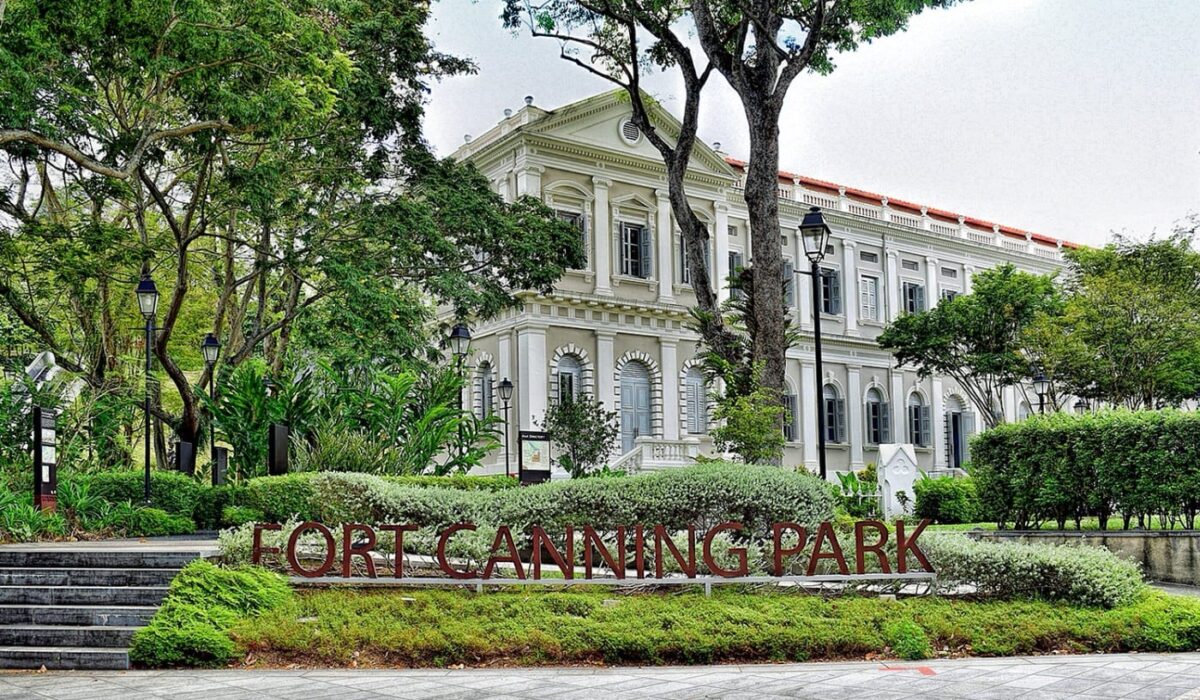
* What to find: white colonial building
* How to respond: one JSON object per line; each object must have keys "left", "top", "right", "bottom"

{"left": 452, "top": 91, "right": 1070, "bottom": 477}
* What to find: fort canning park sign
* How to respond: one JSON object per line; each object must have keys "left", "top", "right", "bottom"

{"left": 252, "top": 519, "right": 936, "bottom": 591}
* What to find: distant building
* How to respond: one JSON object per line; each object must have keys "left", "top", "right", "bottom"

{"left": 453, "top": 91, "right": 1069, "bottom": 477}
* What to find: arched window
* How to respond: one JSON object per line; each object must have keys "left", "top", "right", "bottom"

{"left": 865, "top": 388, "right": 890, "bottom": 445}
{"left": 823, "top": 384, "right": 846, "bottom": 443}
{"left": 1017, "top": 401, "right": 1032, "bottom": 421}
{"left": 558, "top": 355, "right": 583, "bottom": 402}
{"left": 684, "top": 367, "right": 707, "bottom": 434}
{"left": 907, "top": 393, "right": 931, "bottom": 447}
{"left": 477, "top": 363, "right": 494, "bottom": 420}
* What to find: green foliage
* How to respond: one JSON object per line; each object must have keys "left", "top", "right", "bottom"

{"left": 383, "top": 475, "right": 518, "bottom": 492}
{"left": 232, "top": 588, "right": 1200, "bottom": 667}
{"left": 924, "top": 534, "right": 1146, "bottom": 609}
{"left": 130, "top": 560, "right": 292, "bottom": 668}
{"left": 540, "top": 394, "right": 619, "bottom": 477}
{"left": 879, "top": 264, "right": 1061, "bottom": 428}
{"left": 220, "top": 506, "right": 265, "bottom": 528}
{"left": 914, "top": 476, "right": 981, "bottom": 524}
{"left": 971, "top": 410, "right": 1200, "bottom": 529}
{"left": 835, "top": 465, "right": 880, "bottom": 518}
{"left": 70, "top": 470, "right": 203, "bottom": 518}
{"left": 710, "top": 384, "right": 785, "bottom": 464}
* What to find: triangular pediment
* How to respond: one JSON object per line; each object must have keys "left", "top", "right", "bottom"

{"left": 524, "top": 90, "right": 739, "bottom": 182}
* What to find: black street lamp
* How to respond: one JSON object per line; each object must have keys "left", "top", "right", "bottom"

{"left": 1033, "top": 372, "right": 1050, "bottom": 415}
{"left": 799, "top": 206, "right": 832, "bottom": 481}
{"left": 136, "top": 275, "right": 159, "bottom": 503}
{"left": 449, "top": 323, "right": 471, "bottom": 456}
{"left": 201, "top": 333, "right": 221, "bottom": 464}
{"left": 499, "top": 377, "right": 514, "bottom": 477}
{"left": 1074, "top": 398, "right": 1090, "bottom": 415}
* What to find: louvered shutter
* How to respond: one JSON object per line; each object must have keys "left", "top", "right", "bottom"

{"left": 962, "top": 413, "right": 976, "bottom": 462}
{"left": 640, "top": 226, "right": 653, "bottom": 278}
{"left": 680, "top": 236, "right": 689, "bottom": 283}
{"left": 881, "top": 402, "right": 891, "bottom": 443}
{"left": 944, "top": 413, "right": 953, "bottom": 459}
{"left": 830, "top": 270, "right": 842, "bottom": 314}
{"left": 916, "top": 285, "right": 926, "bottom": 312}
{"left": 920, "top": 406, "right": 932, "bottom": 447}
{"left": 686, "top": 379, "right": 701, "bottom": 434}
{"left": 835, "top": 398, "right": 846, "bottom": 442}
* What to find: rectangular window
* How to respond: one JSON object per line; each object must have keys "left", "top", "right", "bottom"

{"left": 559, "top": 373, "right": 576, "bottom": 402}
{"left": 620, "top": 223, "right": 651, "bottom": 279}
{"left": 680, "top": 235, "right": 711, "bottom": 285}
{"left": 728, "top": 251, "right": 745, "bottom": 299}
{"left": 728, "top": 225, "right": 738, "bottom": 238}
{"left": 940, "top": 289, "right": 959, "bottom": 302}
{"left": 782, "top": 394, "right": 799, "bottom": 442}
{"left": 783, "top": 260, "right": 796, "bottom": 307}
{"left": 824, "top": 397, "right": 846, "bottom": 443}
{"left": 859, "top": 251, "right": 879, "bottom": 264}
{"left": 902, "top": 259, "right": 920, "bottom": 272}
{"left": 556, "top": 210, "right": 587, "bottom": 268}
{"left": 860, "top": 275, "right": 879, "bottom": 321}
{"left": 903, "top": 281, "right": 926, "bottom": 314}
{"left": 941, "top": 266, "right": 958, "bottom": 278}
{"left": 909, "top": 405, "right": 932, "bottom": 447}
{"left": 820, "top": 267, "right": 842, "bottom": 315}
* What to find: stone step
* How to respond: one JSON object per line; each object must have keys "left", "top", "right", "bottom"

{"left": 0, "top": 586, "right": 168, "bottom": 606}
{"left": 0, "top": 550, "right": 202, "bottom": 569}
{"left": 0, "top": 624, "right": 138, "bottom": 648}
{"left": 0, "top": 567, "right": 180, "bottom": 587}
{"left": 0, "top": 645, "right": 129, "bottom": 670}
{"left": 0, "top": 605, "right": 157, "bottom": 626}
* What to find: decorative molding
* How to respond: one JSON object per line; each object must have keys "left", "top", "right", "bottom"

{"left": 549, "top": 344, "right": 596, "bottom": 404}
{"left": 614, "top": 350, "right": 665, "bottom": 439}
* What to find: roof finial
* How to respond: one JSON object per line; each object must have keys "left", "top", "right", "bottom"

{"left": 524, "top": 95, "right": 534, "bottom": 106}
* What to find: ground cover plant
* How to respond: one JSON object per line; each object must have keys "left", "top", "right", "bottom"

{"left": 222, "top": 587, "right": 1200, "bottom": 668}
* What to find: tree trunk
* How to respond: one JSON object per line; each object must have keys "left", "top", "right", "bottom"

{"left": 742, "top": 106, "right": 787, "bottom": 395}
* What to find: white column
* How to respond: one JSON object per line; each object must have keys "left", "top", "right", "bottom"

{"left": 595, "top": 330, "right": 616, "bottom": 413}
{"left": 517, "top": 164, "right": 543, "bottom": 198}
{"left": 891, "top": 372, "right": 905, "bottom": 444}
{"left": 847, "top": 366, "right": 864, "bottom": 468}
{"left": 800, "top": 360, "right": 818, "bottom": 470}
{"left": 516, "top": 326, "right": 547, "bottom": 430}
{"left": 925, "top": 256, "right": 939, "bottom": 308}
{"left": 1003, "top": 385, "right": 1017, "bottom": 423}
{"left": 932, "top": 377, "right": 946, "bottom": 468}
{"left": 886, "top": 251, "right": 901, "bottom": 321}
{"left": 842, "top": 240, "right": 859, "bottom": 336}
{"left": 714, "top": 203, "right": 730, "bottom": 303}
{"left": 798, "top": 247, "right": 813, "bottom": 331}
{"left": 655, "top": 189, "right": 674, "bottom": 304}
{"left": 496, "top": 175, "right": 511, "bottom": 203}
{"left": 593, "top": 177, "right": 613, "bottom": 296}
{"left": 497, "top": 331, "right": 512, "bottom": 392}
{"left": 660, "top": 338, "right": 679, "bottom": 440}
{"left": 963, "top": 264, "right": 976, "bottom": 294}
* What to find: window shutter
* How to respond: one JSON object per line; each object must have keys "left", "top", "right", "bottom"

{"left": 962, "top": 413, "right": 976, "bottom": 462}
{"left": 881, "top": 402, "right": 891, "bottom": 443}
{"left": 920, "top": 406, "right": 932, "bottom": 447}
{"left": 944, "top": 413, "right": 953, "bottom": 459}
{"left": 783, "top": 262, "right": 795, "bottom": 306}
{"left": 686, "top": 380, "right": 699, "bottom": 434}
{"left": 916, "top": 285, "right": 926, "bottom": 312}
{"left": 680, "top": 236, "right": 689, "bottom": 283}
{"left": 830, "top": 270, "right": 842, "bottom": 314}
{"left": 619, "top": 225, "right": 631, "bottom": 276}
{"left": 640, "top": 226, "right": 653, "bottom": 278}
{"left": 835, "top": 398, "right": 846, "bottom": 443}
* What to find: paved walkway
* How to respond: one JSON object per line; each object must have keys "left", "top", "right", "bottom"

{"left": 4, "top": 653, "right": 1200, "bottom": 699}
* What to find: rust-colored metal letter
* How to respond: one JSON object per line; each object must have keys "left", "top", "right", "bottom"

{"left": 531, "top": 525, "right": 574, "bottom": 580}
{"left": 634, "top": 525, "right": 646, "bottom": 579}
{"left": 896, "top": 519, "right": 934, "bottom": 573}
{"left": 771, "top": 522, "right": 808, "bottom": 576}
{"left": 341, "top": 523, "right": 378, "bottom": 578}
{"left": 483, "top": 525, "right": 526, "bottom": 579}
{"left": 252, "top": 523, "right": 281, "bottom": 566}
{"left": 806, "top": 521, "right": 849, "bottom": 576}
{"left": 654, "top": 525, "right": 696, "bottom": 578}
{"left": 582, "top": 526, "right": 625, "bottom": 579}
{"left": 854, "top": 520, "right": 891, "bottom": 574}
{"left": 436, "top": 523, "right": 478, "bottom": 579}
{"left": 379, "top": 524, "right": 417, "bottom": 578}
{"left": 702, "top": 522, "right": 747, "bottom": 578}
{"left": 287, "top": 521, "right": 336, "bottom": 578}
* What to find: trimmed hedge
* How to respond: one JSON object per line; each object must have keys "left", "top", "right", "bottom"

{"left": 914, "top": 476, "right": 981, "bottom": 524}
{"left": 69, "top": 470, "right": 205, "bottom": 519}
{"left": 972, "top": 410, "right": 1200, "bottom": 529}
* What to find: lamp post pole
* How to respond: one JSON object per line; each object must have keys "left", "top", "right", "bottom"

{"left": 449, "top": 323, "right": 472, "bottom": 458}
{"left": 136, "top": 275, "right": 159, "bottom": 504}
{"left": 201, "top": 334, "right": 221, "bottom": 463}
{"left": 799, "top": 206, "right": 832, "bottom": 481}
{"left": 1033, "top": 372, "right": 1050, "bottom": 415}
{"left": 499, "top": 378, "right": 514, "bottom": 478}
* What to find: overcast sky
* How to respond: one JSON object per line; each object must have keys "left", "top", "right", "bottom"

{"left": 423, "top": 0, "right": 1200, "bottom": 248}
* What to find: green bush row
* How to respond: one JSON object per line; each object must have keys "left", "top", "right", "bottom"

{"left": 972, "top": 410, "right": 1200, "bottom": 529}
{"left": 913, "top": 476, "right": 981, "bottom": 524}
{"left": 130, "top": 559, "right": 292, "bottom": 667}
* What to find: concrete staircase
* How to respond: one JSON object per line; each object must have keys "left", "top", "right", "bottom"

{"left": 0, "top": 548, "right": 205, "bottom": 670}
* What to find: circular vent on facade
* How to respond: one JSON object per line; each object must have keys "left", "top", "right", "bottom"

{"left": 619, "top": 118, "right": 641, "bottom": 144}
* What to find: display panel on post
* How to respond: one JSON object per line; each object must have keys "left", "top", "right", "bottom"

{"left": 32, "top": 406, "right": 57, "bottom": 512}
{"left": 268, "top": 423, "right": 290, "bottom": 476}
{"left": 212, "top": 446, "right": 229, "bottom": 486}
{"left": 518, "top": 430, "right": 552, "bottom": 485}
{"left": 175, "top": 440, "right": 196, "bottom": 476}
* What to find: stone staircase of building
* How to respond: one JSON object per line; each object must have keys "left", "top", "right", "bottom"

{"left": 0, "top": 548, "right": 206, "bottom": 670}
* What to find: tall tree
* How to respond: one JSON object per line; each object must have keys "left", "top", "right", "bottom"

{"left": 878, "top": 264, "right": 1060, "bottom": 428}
{"left": 503, "top": 0, "right": 958, "bottom": 397}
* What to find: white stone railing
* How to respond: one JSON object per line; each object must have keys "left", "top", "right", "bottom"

{"left": 611, "top": 436, "right": 702, "bottom": 474}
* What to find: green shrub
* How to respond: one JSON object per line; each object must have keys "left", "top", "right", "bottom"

{"left": 118, "top": 507, "right": 196, "bottom": 538}
{"left": 883, "top": 619, "right": 932, "bottom": 660}
{"left": 221, "top": 506, "right": 265, "bottom": 528}
{"left": 130, "top": 560, "right": 292, "bottom": 668}
{"left": 382, "top": 474, "right": 517, "bottom": 491}
{"left": 242, "top": 473, "right": 322, "bottom": 521}
{"left": 193, "top": 484, "right": 248, "bottom": 530}
{"left": 914, "top": 476, "right": 980, "bottom": 524}
{"left": 972, "top": 409, "right": 1200, "bottom": 529}
{"left": 924, "top": 533, "right": 1145, "bottom": 608}
{"left": 72, "top": 470, "right": 204, "bottom": 519}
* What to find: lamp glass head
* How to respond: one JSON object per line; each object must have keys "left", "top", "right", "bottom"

{"left": 201, "top": 333, "right": 221, "bottom": 365}
{"left": 799, "top": 206, "right": 831, "bottom": 264}
{"left": 499, "top": 377, "right": 514, "bottom": 402}
{"left": 135, "top": 276, "right": 159, "bottom": 319}
{"left": 449, "top": 323, "right": 472, "bottom": 357}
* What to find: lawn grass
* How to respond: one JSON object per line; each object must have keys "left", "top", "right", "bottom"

{"left": 928, "top": 517, "right": 1198, "bottom": 532}
{"left": 230, "top": 588, "right": 1200, "bottom": 668}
